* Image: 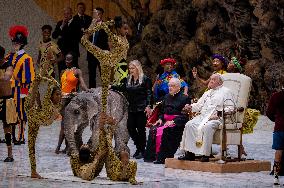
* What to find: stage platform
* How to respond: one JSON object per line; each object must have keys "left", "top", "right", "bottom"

{"left": 165, "top": 158, "right": 271, "bottom": 173}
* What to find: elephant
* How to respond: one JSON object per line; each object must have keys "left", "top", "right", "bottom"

{"left": 63, "top": 87, "right": 129, "bottom": 155}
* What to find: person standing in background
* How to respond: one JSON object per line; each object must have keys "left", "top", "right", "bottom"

{"left": 87, "top": 7, "right": 109, "bottom": 88}
{"left": 6, "top": 25, "right": 35, "bottom": 145}
{"left": 266, "top": 75, "right": 284, "bottom": 186}
{"left": 111, "top": 60, "right": 152, "bottom": 159}
{"left": 0, "top": 45, "right": 18, "bottom": 162}
{"left": 52, "top": 7, "right": 81, "bottom": 74}
{"left": 153, "top": 58, "right": 188, "bottom": 102}
{"left": 55, "top": 52, "right": 88, "bottom": 154}
{"left": 37, "top": 25, "right": 64, "bottom": 78}
{"left": 73, "top": 2, "right": 92, "bottom": 35}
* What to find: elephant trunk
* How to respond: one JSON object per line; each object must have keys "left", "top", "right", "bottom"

{"left": 63, "top": 114, "right": 79, "bottom": 155}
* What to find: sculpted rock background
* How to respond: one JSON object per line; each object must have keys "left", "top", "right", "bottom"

{"left": 126, "top": 0, "right": 284, "bottom": 113}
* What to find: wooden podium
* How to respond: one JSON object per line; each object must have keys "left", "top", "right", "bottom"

{"left": 165, "top": 158, "right": 271, "bottom": 173}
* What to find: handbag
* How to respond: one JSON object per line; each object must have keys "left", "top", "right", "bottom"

{"left": 146, "top": 101, "right": 162, "bottom": 127}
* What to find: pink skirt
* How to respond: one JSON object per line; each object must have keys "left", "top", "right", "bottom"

{"left": 155, "top": 114, "right": 178, "bottom": 153}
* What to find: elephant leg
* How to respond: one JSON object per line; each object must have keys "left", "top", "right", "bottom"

{"left": 114, "top": 111, "right": 130, "bottom": 154}
{"left": 28, "top": 122, "right": 41, "bottom": 178}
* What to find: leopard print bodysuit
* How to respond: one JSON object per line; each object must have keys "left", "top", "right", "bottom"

{"left": 39, "top": 47, "right": 53, "bottom": 77}
{"left": 104, "top": 129, "right": 137, "bottom": 184}
{"left": 81, "top": 21, "right": 129, "bottom": 113}
{"left": 24, "top": 75, "right": 61, "bottom": 174}
{"left": 69, "top": 129, "right": 107, "bottom": 181}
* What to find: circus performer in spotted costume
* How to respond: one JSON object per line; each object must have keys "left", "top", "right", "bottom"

{"left": 80, "top": 16, "right": 137, "bottom": 183}
{"left": 69, "top": 114, "right": 110, "bottom": 181}
{"left": 105, "top": 126, "right": 138, "bottom": 184}
{"left": 81, "top": 16, "right": 129, "bottom": 113}
{"left": 24, "top": 73, "right": 61, "bottom": 179}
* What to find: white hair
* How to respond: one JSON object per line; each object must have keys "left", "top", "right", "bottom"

{"left": 128, "top": 60, "right": 144, "bottom": 85}
{"left": 169, "top": 77, "right": 181, "bottom": 88}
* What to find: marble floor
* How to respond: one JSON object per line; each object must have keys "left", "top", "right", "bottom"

{"left": 0, "top": 116, "right": 282, "bottom": 188}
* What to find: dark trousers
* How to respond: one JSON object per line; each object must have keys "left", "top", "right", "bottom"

{"left": 157, "top": 126, "right": 185, "bottom": 162}
{"left": 144, "top": 126, "right": 157, "bottom": 161}
{"left": 88, "top": 58, "right": 101, "bottom": 88}
{"left": 127, "top": 111, "right": 146, "bottom": 153}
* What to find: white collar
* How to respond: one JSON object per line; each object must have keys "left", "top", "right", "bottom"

{"left": 212, "top": 85, "right": 223, "bottom": 90}
{"left": 78, "top": 13, "right": 84, "bottom": 17}
{"left": 68, "top": 18, "right": 73, "bottom": 24}
{"left": 17, "top": 49, "right": 25, "bottom": 55}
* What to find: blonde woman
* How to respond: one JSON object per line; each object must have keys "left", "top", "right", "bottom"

{"left": 111, "top": 60, "right": 152, "bottom": 159}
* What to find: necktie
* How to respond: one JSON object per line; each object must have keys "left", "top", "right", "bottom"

{"left": 80, "top": 16, "right": 85, "bottom": 27}
{"left": 92, "top": 32, "right": 99, "bottom": 44}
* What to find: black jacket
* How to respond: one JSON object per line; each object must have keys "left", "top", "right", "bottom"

{"left": 158, "top": 91, "right": 190, "bottom": 126}
{"left": 52, "top": 19, "right": 81, "bottom": 56}
{"left": 87, "top": 29, "right": 109, "bottom": 61}
{"left": 111, "top": 75, "right": 152, "bottom": 112}
{"left": 73, "top": 14, "right": 92, "bottom": 31}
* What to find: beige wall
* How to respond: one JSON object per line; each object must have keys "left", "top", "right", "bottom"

{"left": 34, "top": 0, "right": 162, "bottom": 21}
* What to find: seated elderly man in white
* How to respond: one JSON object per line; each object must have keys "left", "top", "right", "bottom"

{"left": 179, "top": 74, "right": 235, "bottom": 162}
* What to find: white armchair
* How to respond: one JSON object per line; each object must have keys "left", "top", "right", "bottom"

{"left": 212, "top": 73, "right": 252, "bottom": 160}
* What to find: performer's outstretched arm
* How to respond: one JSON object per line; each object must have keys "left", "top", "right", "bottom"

{"left": 128, "top": 162, "right": 138, "bottom": 185}
{"left": 28, "top": 122, "right": 41, "bottom": 178}
{"left": 70, "top": 153, "right": 81, "bottom": 177}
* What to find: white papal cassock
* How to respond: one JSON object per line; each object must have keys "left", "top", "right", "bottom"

{"left": 180, "top": 85, "right": 235, "bottom": 156}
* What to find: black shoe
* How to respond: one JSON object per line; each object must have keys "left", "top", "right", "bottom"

{"left": 200, "top": 156, "right": 209, "bottom": 162}
{"left": 4, "top": 157, "right": 14, "bottom": 162}
{"left": 0, "top": 139, "right": 6, "bottom": 143}
{"left": 144, "top": 159, "right": 154, "bottom": 163}
{"left": 14, "top": 140, "right": 21, "bottom": 145}
{"left": 133, "top": 150, "right": 140, "bottom": 158}
{"left": 153, "top": 160, "right": 165, "bottom": 164}
{"left": 178, "top": 152, "right": 195, "bottom": 161}
{"left": 135, "top": 152, "right": 144, "bottom": 159}
{"left": 20, "top": 140, "right": 25, "bottom": 144}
